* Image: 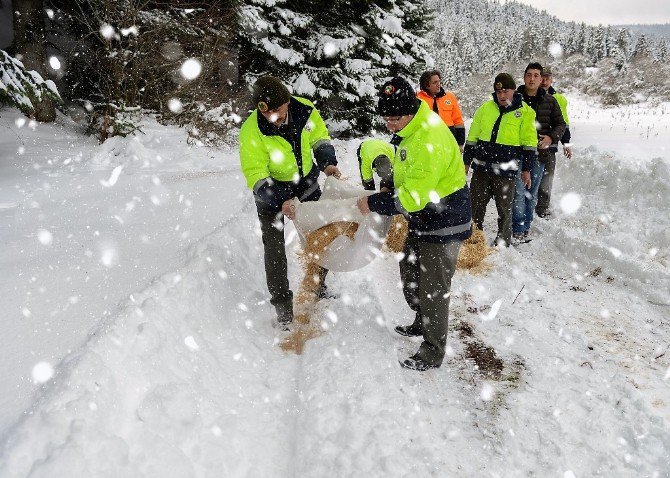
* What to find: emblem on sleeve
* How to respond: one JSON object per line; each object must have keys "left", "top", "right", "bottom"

{"left": 258, "top": 101, "right": 269, "bottom": 112}
{"left": 400, "top": 149, "right": 407, "bottom": 161}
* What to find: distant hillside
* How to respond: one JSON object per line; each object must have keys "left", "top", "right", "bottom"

{"left": 614, "top": 24, "right": 670, "bottom": 40}
{"left": 427, "top": 0, "right": 670, "bottom": 112}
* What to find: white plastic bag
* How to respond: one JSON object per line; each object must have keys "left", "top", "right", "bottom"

{"left": 292, "top": 177, "right": 391, "bottom": 272}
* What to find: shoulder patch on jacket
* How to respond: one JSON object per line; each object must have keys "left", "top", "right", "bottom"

{"left": 400, "top": 148, "right": 407, "bottom": 161}
{"left": 514, "top": 110, "right": 522, "bottom": 118}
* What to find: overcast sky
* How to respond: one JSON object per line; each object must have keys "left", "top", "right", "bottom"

{"left": 505, "top": 0, "right": 670, "bottom": 25}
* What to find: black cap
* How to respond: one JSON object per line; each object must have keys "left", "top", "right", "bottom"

{"left": 377, "top": 77, "right": 421, "bottom": 116}
{"left": 493, "top": 73, "right": 516, "bottom": 91}
{"left": 252, "top": 76, "right": 291, "bottom": 112}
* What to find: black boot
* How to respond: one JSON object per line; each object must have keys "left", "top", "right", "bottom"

{"left": 274, "top": 301, "right": 293, "bottom": 330}
{"left": 399, "top": 355, "right": 440, "bottom": 371}
{"left": 394, "top": 312, "right": 423, "bottom": 337}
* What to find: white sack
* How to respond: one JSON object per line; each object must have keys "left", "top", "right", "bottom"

{"left": 292, "top": 177, "right": 391, "bottom": 272}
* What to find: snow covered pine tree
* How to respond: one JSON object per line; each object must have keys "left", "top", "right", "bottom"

{"left": 238, "top": 0, "right": 430, "bottom": 136}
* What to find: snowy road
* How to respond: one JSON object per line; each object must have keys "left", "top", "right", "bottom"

{"left": 1, "top": 97, "right": 669, "bottom": 476}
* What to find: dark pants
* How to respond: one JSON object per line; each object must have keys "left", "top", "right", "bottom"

{"left": 470, "top": 168, "right": 516, "bottom": 246}
{"left": 536, "top": 151, "right": 556, "bottom": 216}
{"left": 400, "top": 237, "right": 462, "bottom": 366}
{"left": 257, "top": 210, "right": 327, "bottom": 320}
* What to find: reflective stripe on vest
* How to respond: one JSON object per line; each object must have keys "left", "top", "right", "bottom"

{"left": 416, "top": 220, "right": 472, "bottom": 237}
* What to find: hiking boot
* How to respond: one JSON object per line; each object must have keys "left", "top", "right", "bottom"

{"left": 394, "top": 323, "right": 423, "bottom": 337}
{"left": 399, "top": 355, "right": 440, "bottom": 371}
{"left": 511, "top": 233, "right": 525, "bottom": 246}
{"left": 523, "top": 230, "right": 532, "bottom": 242}
{"left": 275, "top": 302, "right": 293, "bottom": 329}
{"left": 536, "top": 210, "right": 552, "bottom": 219}
{"left": 395, "top": 311, "right": 424, "bottom": 337}
{"left": 316, "top": 284, "right": 337, "bottom": 300}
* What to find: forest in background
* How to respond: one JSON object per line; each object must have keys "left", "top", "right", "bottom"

{"left": 2, "top": 0, "right": 669, "bottom": 141}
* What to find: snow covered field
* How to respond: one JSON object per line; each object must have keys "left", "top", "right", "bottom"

{"left": 0, "top": 95, "right": 668, "bottom": 477}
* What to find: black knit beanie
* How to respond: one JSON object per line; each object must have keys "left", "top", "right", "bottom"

{"left": 493, "top": 73, "right": 516, "bottom": 91}
{"left": 252, "top": 76, "right": 291, "bottom": 112}
{"left": 377, "top": 77, "right": 421, "bottom": 116}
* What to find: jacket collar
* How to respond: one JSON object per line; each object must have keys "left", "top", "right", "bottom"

{"left": 396, "top": 101, "right": 430, "bottom": 139}
{"left": 256, "top": 97, "right": 312, "bottom": 136}
{"left": 517, "top": 85, "right": 547, "bottom": 99}
{"left": 418, "top": 88, "right": 446, "bottom": 100}
{"left": 491, "top": 91, "right": 524, "bottom": 113}
{"left": 547, "top": 86, "right": 557, "bottom": 95}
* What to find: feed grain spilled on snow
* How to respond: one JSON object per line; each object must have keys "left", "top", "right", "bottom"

{"left": 455, "top": 320, "right": 512, "bottom": 381}
{"left": 280, "top": 221, "right": 358, "bottom": 354}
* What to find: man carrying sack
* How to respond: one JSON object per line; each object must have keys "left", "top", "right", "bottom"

{"left": 356, "top": 77, "right": 472, "bottom": 371}
{"left": 239, "top": 76, "right": 341, "bottom": 328}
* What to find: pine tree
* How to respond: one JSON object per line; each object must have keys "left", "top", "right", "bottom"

{"left": 655, "top": 39, "right": 668, "bottom": 62}
{"left": 12, "top": 0, "right": 57, "bottom": 121}
{"left": 1, "top": 48, "right": 62, "bottom": 114}
{"left": 237, "top": 0, "right": 431, "bottom": 136}
{"left": 632, "top": 33, "right": 651, "bottom": 59}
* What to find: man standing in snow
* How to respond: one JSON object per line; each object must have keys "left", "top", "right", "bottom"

{"left": 511, "top": 63, "right": 566, "bottom": 243}
{"left": 239, "top": 76, "right": 341, "bottom": 328}
{"left": 416, "top": 70, "right": 466, "bottom": 152}
{"left": 356, "top": 77, "right": 472, "bottom": 371}
{"left": 537, "top": 66, "right": 573, "bottom": 218}
{"left": 464, "top": 73, "right": 538, "bottom": 247}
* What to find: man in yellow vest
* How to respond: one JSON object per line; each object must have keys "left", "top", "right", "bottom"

{"left": 357, "top": 77, "right": 472, "bottom": 371}
{"left": 537, "top": 66, "right": 573, "bottom": 218}
{"left": 239, "top": 76, "right": 341, "bottom": 327}
{"left": 464, "top": 73, "right": 538, "bottom": 247}
{"left": 357, "top": 138, "right": 395, "bottom": 191}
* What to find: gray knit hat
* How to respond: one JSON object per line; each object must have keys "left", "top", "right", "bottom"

{"left": 252, "top": 76, "right": 291, "bottom": 112}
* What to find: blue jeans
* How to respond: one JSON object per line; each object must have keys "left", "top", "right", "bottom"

{"left": 512, "top": 161, "right": 545, "bottom": 234}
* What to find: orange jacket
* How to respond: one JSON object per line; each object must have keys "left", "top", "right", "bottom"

{"left": 417, "top": 89, "right": 464, "bottom": 127}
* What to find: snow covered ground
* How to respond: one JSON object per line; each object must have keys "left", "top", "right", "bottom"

{"left": 0, "top": 95, "right": 668, "bottom": 477}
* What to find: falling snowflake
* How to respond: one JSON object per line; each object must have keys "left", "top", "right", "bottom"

{"left": 180, "top": 58, "right": 202, "bottom": 80}
{"left": 37, "top": 229, "right": 53, "bottom": 245}
{"left": 323, "top": 42, "right": 337, "bottom": 57}
{"left": 168, "top": 98, "right": 183, "bottom": 114}
{"left": 559, "top": 192, "right": 582, "bottom": 214}
{"left": 32, "top": 362, "right": 54, "bottom": 384}
{"left": 48, "top": 56, "right": 61, "bottom": 70}
{"left": 548, "top": 42, "right": 564, "bottom": 58}
{"left": 100, "top": 23, "right": 115, "bottom": 40}
{"left": 184, "top": 336, "right": 199, "bottom": 350}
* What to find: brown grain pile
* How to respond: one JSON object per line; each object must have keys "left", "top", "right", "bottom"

{"left": 457, "top": 227, "right": 491, "bottom": 273}
{"left": 280, "top": 221, "right": 358, "bottom": 354}
{"left": 384, "top": 215, "right": 409, "bottom": 253}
